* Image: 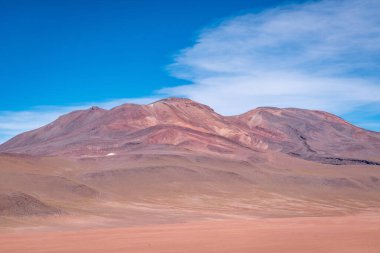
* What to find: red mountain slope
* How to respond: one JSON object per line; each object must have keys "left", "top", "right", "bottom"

{"left": 0, "top": 98, "right": 379, "bottom": 165}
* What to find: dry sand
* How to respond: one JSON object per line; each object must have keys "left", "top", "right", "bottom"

{"left": 1, "top": 214, "right": 380, "bottom": 253}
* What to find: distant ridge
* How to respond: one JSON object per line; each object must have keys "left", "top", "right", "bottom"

{"left": 1, "top": 98, "right": 379, "bottom": 165}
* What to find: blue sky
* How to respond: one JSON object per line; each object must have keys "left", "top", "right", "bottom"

{"left": 1, "top": 0, "right": 379, "bottom": 143}
{"left": 1, "top": 0, "right": 287, "bottom": 110}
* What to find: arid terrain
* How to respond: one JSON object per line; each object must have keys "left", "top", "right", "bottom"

{"left": 1, "top": 98, "right": 380, "bottom": 252}
{"left": 2, "top": 214, "right": 380, "bottom": 253}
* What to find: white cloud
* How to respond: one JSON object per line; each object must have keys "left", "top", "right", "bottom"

{"left": 2, "top": 0, "right": 380, "bottom": 144}
{"left": 165, "top": 0, "right": 380, "bottom": 120}
{"left": 161, "top": 73, "right": 380, "bottom": 115}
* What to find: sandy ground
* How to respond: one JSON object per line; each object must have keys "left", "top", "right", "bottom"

{"left": 1, "top": 154, "right": 380, "bottom": 252}
{"left": 1, "top": 214, "right": 380, "bottom": 253}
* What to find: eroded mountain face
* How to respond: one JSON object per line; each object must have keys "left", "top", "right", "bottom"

{"left": 1, "top": 98, "right": 380, "bottom": 223}
{"left": 0, "top": 98, "right": 379, "bottom": 165}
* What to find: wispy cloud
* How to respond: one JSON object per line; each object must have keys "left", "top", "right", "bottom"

{"left": 164, "top": 0, "right": 380, "bottom": 126}
{"left": 1, "top": 0, "right": 380, "bottom": 144}
{"left": 0, "top": 97, "right": 159, "bottom": 144}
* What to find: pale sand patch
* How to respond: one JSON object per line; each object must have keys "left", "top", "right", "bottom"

{"left": 1, "top": 213, "right": 380, "bottom": 253}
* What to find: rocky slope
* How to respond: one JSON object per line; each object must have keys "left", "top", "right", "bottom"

{"left": 0, "top": 98, "right": 379, "bottom": 165}
{"left": 0, "top": 192, "right": 61, "bottom": 216}
{"left": 0, "top": 98, "right": 380, "bottom": 223}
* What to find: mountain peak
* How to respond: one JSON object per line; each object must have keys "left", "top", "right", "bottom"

{"left": 89, "top": 106, "right": 104, "bottom": 111}
{"left": 0, "top": 98, "right": 379, "bottom": 166}
{"left": 152, "top": 97, "right": 194, "bottom": 104}
{"left": 150, "top": 97, "right": 216, "bottom": 113}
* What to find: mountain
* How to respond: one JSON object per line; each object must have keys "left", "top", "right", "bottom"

{"left": 1, "top": 98, "right": 379, "bottom": 165}
{"left": 1, "top": 98, "right": 380, "bottom": 226}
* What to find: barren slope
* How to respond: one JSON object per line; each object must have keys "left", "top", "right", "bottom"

{"left": 1, "top": 98, "right": 379, "bottom": 165}
{"left": 0, "top": 98, "right": 379, "bottom": 227}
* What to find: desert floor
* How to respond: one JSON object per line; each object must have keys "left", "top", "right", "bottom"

{"left": 1, "top": 213, "right": 380, "bottom": 253}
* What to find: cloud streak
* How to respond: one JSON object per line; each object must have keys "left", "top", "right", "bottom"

{"left": 1, "top": 0, "right": 380, "bottom": 144}
{"left": 164, "top": 0, "right": 380, "bottom": 124}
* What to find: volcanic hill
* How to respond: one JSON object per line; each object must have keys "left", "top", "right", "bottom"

{"left": 0, "top": 98, "right": 380, "bottom": 227}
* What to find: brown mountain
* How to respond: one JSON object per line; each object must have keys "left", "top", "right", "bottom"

{"left": 0, "top": 98, "right": 380, "bottom": 228}
{"left": 1, "top": 98, "right": 379, "bottom": 165}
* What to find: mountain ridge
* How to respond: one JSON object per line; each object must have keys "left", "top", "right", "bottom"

{"left": 0, "top": 98, "right": 379, "bottom": 165}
